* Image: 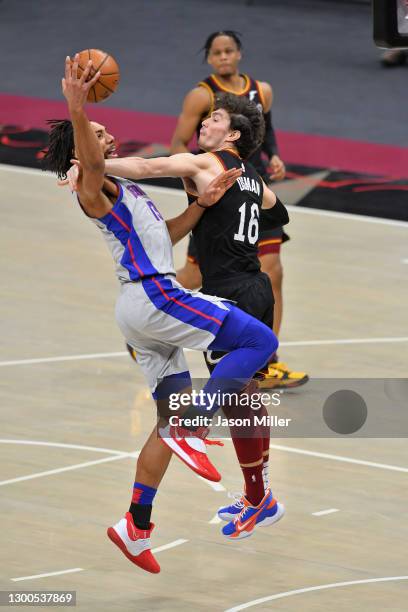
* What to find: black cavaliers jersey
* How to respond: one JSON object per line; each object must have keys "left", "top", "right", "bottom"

{"left": 189, "top": 149, "right": 264, "bottom": 286}
{"left": 197, "top": 74, "right": 267, "bottom": 177}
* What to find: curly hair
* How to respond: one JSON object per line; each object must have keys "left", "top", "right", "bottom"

{"left": 41, "top": 119, "right": 74, "bottom": 179}
{"left": 214, "top": 92, "right": 265, "bottom": 159}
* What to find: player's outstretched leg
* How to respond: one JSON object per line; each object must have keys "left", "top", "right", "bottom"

{"left": 158, "top": 307, "right": 277, "bottom": 481}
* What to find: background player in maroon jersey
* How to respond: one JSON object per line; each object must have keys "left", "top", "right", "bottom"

{"left": 170, "top": 30, "right": 308, "bottom": 389}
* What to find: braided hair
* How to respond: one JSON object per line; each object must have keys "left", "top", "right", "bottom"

{"left": 42, "top": 119, "right": 74, "bottom": 179}
{"left": 202, "top": 30, "right": 242, "bottom": 60}
{"left": 214, "top": 92, "right": 265, "bottom": 159}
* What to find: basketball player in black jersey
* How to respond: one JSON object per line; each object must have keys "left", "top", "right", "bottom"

{"left": 170, "top": 30, "right": 308, "bottom": 389}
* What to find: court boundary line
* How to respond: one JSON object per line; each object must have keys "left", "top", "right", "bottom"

{"left": 10, "top": 539, "right": 188, "bottom": 581}
{"left": 0, "top": 352, "right": 129, "bottom": 367}
{"left": 0, "top": 439, "right": 222, "bottom": 492}
{"left": 2, "top": 335, "right": 408, "bottom": 367}
{"left": 225, "top": 576, "right": 408, "bottom": 611}
{"left": 282, "top": 336, "right": 408, "bottom": 347}
{"left": 225, "top": 576, "right": 408, "bottom": 612}
{"left": 0, "top": 439, "right": 129, "bottom": 455}
{"left": 209, "top": 513, "right": 223, "bottom": 524}
{"left": 269, "top": 443, "right": 408, "bottom": 474}
{"left": 11, "top": 568, "right": 84, "bottom": 582}
{"left": 0, "top": 451, "right": 140, "bottom": 487}
{"left": 312, "top": 508, "right": 339, "bottom": 517}
{"left": 1, "top": 163, "right": 407, "bottom": 228}
{"left": 151, "top": 539, "right": 188, "bottom": 554}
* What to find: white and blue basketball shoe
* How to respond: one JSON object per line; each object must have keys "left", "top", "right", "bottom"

{"left": 221, "top": 489, "right": 285, "bottom": 540}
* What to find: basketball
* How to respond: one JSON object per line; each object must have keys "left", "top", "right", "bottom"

{"left": 76, "top": 49, "right": 120, "bottom": 103}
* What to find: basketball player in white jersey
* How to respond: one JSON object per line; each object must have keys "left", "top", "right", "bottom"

{"left": 49, "top": 56, "right": 282, "bottom": 572}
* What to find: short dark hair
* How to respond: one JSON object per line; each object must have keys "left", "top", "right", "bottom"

{"left": 214, "top": 92, "right": 265, "bottom": 159}
{"left": 202, "top": 30, "right": 242, "bottom": 60}
{"left": 42, "top": 119, "right": 74, "bottom": 179}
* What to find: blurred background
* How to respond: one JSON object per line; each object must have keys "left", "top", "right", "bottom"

{"left": 1, "top": 0, "right": 407, "bottom": 219}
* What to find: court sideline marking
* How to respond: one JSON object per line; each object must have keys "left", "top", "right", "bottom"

{"left": 10, "top": 539, "right": 188, "bottom": 582}
{"left": 1, "top": 335, "right": 408, "bottom": 367}
{"left": 1, "top": 438, "right": 408, "bottom": 493}
{"left": 269, "top": 443, "right": 408, "bottom": 474}
{"left": 11, "top": 568, "right": 84, "bottom": 582}
{"left": 1, "top": 163, "right": 408, "bottom": 228}
{"left": 209, "top": 513, "right": 223, "bottom": 524}
{"left": 225, "top": 576, "right": 408, "bottom": 611}
{"left": 312, "top": 508, "right": 339, "bottom": 517}
{"left": 0, "top": 440, "right": 222, "bottom": 492}
{"left": 151, "top": 539, "right": 188, "bottom": 554}
{"left": 0, "top": 451, "right": 140, "bottom": 487}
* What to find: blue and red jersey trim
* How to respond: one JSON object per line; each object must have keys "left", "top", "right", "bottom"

{"left": 142, "top": 276, "right": 230, "bottom": 336}
{"left": 97, "top": 182, "right": 159, "bottom": 280}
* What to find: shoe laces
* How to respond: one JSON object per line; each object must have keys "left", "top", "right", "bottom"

{"left": 234, "top": 502, "right": 251, "bottom": 523}
{"left": 228, "top": 491, "right": 245, "bottom": 507}
{"left": 204, "top": 438, "right": 224, "bottom": 446}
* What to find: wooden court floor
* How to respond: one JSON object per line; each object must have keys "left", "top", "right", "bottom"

{"left": 1, "top": 164, "right": 408, "bottom": 611}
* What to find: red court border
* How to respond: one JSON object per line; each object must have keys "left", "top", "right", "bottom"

{"left": 1, "top": 93, "right": 407, "bottom": 178}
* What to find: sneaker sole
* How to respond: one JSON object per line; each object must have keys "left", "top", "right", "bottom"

{"left": 261, "top": 375, "right": 310, "bottom": 390}
{"left": 257, "top": 501, "right": 285, "bottom": 527}
{"left": 258, "top": 379, "right": 284, "bottom": 390}
{"left": 106, "top": 527, "right": 160, "bottom": 574}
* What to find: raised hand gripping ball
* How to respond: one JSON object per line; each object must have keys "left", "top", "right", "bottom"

{"left": 76, "top": 49, "right": 120, "bottom": 103}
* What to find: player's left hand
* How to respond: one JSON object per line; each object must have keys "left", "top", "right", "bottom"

{"left": 268, "top": 155, "right": 286, "bottom": 182}
{"left": 62, "top": 54, "right": 100, "bottom": 111}
{"left": 57, "top": 159, "right": 82, "bottom": 191}
{"left": 197, "top": 168, "right": 242, "bottom": 208}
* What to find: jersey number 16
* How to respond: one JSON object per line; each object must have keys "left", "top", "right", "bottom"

{"left": 234, "top": 202, "right": 259, "bottom": 245}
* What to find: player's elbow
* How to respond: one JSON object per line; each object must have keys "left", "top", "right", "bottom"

{"left": 262, "top": 197, "right": 289, "bottom": 227}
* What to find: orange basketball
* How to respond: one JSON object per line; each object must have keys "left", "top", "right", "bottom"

{"left": 76, "top": 49, "right": 120, "bottom": 103}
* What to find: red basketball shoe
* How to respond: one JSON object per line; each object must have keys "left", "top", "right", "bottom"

{"left": 107, "top": 512, "right": 160, "bottom": 573}
{"left": 158, "top": 419, "right": 221, "bottom": 482}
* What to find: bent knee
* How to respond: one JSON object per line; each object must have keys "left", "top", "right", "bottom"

{"left": 247, "top": 318, "right": 279, "bottom": 359}
{"left": 261, "top": 325, "right": 279, "bottom": 359}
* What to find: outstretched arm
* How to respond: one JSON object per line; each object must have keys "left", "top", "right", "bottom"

{"left": 166, "top": 168, "right": 241, "bottom": 245}
{"left": 105, "top": 152, "right": 205, "bottom": 180}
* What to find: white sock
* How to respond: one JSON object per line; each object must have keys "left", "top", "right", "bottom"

{"left": 262, "top": 461, "right": 270, "bottom": 490}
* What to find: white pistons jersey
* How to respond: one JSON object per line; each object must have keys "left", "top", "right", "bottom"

{"left": 89, "top": 177, "right": 175, "bottom": 283}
